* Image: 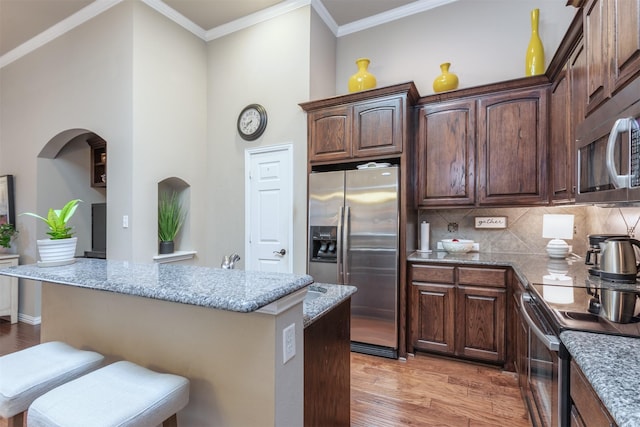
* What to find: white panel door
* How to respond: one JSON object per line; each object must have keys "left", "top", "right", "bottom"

{"left": 245, "top": 145, "right": 293, "bottom": 273}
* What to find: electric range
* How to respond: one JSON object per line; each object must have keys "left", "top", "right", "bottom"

{"left": 528, "top": 273, "right": 640, "bottom": 338}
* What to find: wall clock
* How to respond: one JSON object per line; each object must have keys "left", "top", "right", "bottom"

{"left": 237, "top": 104, "right": 268, "bottom": 141}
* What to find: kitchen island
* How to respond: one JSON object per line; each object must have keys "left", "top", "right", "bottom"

{"left": 0, "top": 258, "right": 332, "bottom": 426}
{"left": 561, "top": 330, "right": 640, "bottom": 427}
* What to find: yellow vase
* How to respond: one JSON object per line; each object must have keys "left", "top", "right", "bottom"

{"left": 348, "top": 58, "right": 377, "bottom": 93}
{"left": 432, "top": 62, "right": 459, "bottom": 93}
{"left": 525, "top": 8, "right": 545, "bottom": 76}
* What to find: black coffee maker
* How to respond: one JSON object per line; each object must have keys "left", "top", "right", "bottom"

{"left": 586, "top": 234, "right": 629, "bottom": 275}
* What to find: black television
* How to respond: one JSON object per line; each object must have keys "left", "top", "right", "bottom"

{"left": 84, "top": 202, "right": 106, "bottom": 259}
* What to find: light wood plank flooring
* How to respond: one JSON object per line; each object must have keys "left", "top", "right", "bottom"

{"left": 1, "top": 320, "right": 530, "bottom": 426}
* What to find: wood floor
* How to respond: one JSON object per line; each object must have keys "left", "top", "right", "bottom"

{"left": 0, "top": 319, "right": 530, "bottom": 427}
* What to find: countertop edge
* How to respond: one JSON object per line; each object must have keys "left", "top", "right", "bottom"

{"left": 0, "top": 259, "right": 315, "bottom": 313}
{"left": 303, "top": 283, "right": 357, "bottom": 328}
{"left": 561, "top": 330, "right": 640, "bottom": 427}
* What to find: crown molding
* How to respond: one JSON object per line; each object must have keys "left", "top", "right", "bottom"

{"left": 141, "top": 0, "right": 207, "bottom": 39}
{"left": 337, "top": 0, "right": 458, "bottom": 37}
{"left": 205, "top": 0, "right": 310, "bottom": 41}
{"left": 0, "top": 0, "right": 122, "bottom": 69}
{"left": 0, "top": 0, "right": 457, "bottom": 69}
{"left": 310, "top": 0, "right": 338, "bottom": 36}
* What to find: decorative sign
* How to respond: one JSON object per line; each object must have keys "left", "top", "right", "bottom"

{"left": 474, "top": 216, "right": 507, "bottom": 229}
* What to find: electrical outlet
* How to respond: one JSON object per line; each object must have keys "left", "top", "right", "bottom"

{"left": 283, "top": 323, "right": 295, "bottom": 364}
{"left": 122, "top": 215, "right": 129, "bottom": 228}
{"left": 437, "top": 241, "right": 443, "bottom": 250}
{"left": 472, "top": 243, "right": 480, "bottom": 252}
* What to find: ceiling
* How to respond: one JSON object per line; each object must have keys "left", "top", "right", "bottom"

{"left": 0, "top": 0, "right": 448, "bottom": 58}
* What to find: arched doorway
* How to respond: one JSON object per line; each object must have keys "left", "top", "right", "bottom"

{"left": 36, "top": 129, "right": 107, "bottom": 258}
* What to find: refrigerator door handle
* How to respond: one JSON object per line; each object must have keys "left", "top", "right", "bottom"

{"left": 342, "top": 206, "right": 350, "bottom": 284}
{"left": 337, "top": 206, "right": 344, "bottom": 284}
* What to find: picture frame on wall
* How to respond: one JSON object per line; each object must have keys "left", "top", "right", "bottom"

{"left": 0, "top": 175, "right": 16, "bottom": 226}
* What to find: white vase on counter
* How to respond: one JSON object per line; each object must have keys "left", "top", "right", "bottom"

{"left": 36, "top": 237, "right": 77, "bottom": 266}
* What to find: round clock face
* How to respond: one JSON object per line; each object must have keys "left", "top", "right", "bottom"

{"left": 237, "top": 104, "right": 267, "bottom": 141}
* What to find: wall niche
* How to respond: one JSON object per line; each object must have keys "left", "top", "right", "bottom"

{"left": 154, "top": 177, "right": 195, "bottom": 263}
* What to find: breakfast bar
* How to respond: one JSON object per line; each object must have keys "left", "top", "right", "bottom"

{"left": 0, "top": 259, "right": 317, "bottom": 425}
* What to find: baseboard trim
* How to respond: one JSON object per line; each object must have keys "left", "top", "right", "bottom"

{"left": 18, "top": 313, "right": 41, "bottom": 325}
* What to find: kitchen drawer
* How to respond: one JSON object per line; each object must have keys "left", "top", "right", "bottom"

{"left": 410, "top": 264, "right": 455, "bottom": 284}
{"left": 458, "top": 267, "right": 506, "bottom": 288}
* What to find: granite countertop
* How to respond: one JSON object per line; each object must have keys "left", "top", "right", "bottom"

{"left": 561, "top": 330, "right": 640, "bottom": 427}
{"left": 302, "top": 283, "right": 357, "bottom": 328}
{"left": 406, "top": 250, "right": 630, "bottom": 290}
{"left": 0, "top": 258, "right": 313, "bottom": 313}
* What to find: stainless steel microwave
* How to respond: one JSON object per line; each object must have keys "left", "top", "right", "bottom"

{"left": 576, "top": 100, "right": 640, "bottom": 205}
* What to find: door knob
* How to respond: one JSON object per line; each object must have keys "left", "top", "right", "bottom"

{"left": 273, "top": 249, "right": 286, "bottom": 256}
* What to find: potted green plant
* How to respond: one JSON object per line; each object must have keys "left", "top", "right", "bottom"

{"left": 0, "top": 223, "right": 18, "bottom": 250}
{"left": 158, "top": 191, "right": 185, "bottom": 254}
{"left": 21, "top": 199, "right": 81, "bottom": 265}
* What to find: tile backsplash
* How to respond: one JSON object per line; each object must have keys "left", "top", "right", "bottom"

{"left": 418, "top": 206, "right": 640, "bottom": 257}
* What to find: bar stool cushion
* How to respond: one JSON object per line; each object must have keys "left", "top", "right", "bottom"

{"left": 0, "top": 341, "right": 104, "bottom": 418}
{"left": 28, "top": 360, "right": 190, "bottom": 427}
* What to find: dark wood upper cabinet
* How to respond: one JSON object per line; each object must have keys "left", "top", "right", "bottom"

{"left": 477, "top": 86, "right": 549, "bottom": 206}
{"left": 416, "top": 99, "right": 476, "bottom": 207}
{"left": 87, "top": 137, "right": 107, "bottom": 188}
{"left": 307, "top": 105, "right": 351, "bottom": 162}
{"left": 610, "top": 0, "right": 640, "bottom": 95}
{"left": 352, "top": 96, "right": 403, "bottom": 158}
{"left": 550, "top": 38, "right": 586, "bottom": 204}
{"left": 584, "top": 0, "right": 609, "bottom": 114}
{"left": 584, "top": 0, "right": 640, "bottom": 115}
{"left": 301, "top": 82, "right": 418, "bottom": 165}
{"left": 550, "top": 66, "right": 572, "bottom": 202}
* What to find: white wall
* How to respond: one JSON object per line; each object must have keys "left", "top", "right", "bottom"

{"left": 206, "top": 6, "right": 313, "bottom": 272}
{"left": 0, "top": 2, "right": 135, "bottom": 319}
{"left": 336, "top": 0, "right": 577, "bottom": 96}
{"left": 309, "top": 8, "right": 337, "bottom": 101}
{"left": 130, "top": 1, "right": 208, "bottom": 263}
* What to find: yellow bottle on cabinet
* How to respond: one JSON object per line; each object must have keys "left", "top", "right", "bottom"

{"left": 432, "top": 62, "right": 459, "bottom": 93}
{"left": 525, "top": 8, "right": 545, "bottom": 76}
{"left": 348, "top": 58, "right": 377, "bottom": 93}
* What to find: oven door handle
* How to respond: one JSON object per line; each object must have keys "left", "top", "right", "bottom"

{"left": 520, "top": 293, "right": 560, "bottom": 351}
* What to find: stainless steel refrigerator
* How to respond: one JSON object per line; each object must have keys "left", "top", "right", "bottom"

{"left": 308, "top": 166, "right": 399, "bottom": 358}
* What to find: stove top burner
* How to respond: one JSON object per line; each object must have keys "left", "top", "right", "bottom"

{"left": 530, "top": 281, "right": 640, "bottom": 338}
{"left": 561, "top": 311, "right": 601, "bottom": 322}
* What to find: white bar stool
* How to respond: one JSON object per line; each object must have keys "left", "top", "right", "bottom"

{"left": 28, "top": 360, "right": 190, "bottom": 427}
{"left": 0, "top": 341, "right": 104, "bottom": 427}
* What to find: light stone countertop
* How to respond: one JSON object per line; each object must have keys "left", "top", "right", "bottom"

{"left": 561, "top": 330, "right": 640, "bottom": 427}
{"left": 407, "top": 250, "right": 592, "bottom": 289}
{"left": 303, "top": 283, "right": 357, "bottom": 328}
{"left": 0, "top": 258, "right": 313, "bottom": 313}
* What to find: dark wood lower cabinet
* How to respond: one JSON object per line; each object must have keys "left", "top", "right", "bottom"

{"left": 409, "top": 263, "right": 507, "bottom": 365}
{"left": 411, "top": 283, "right": 455, "bottom": 354}
{"left": 304, "top": 299, "right": 351, "bottom": 427}
{"left": 569, "top": 359, "right": 616, "bottom": 427}
{"left": 456, "top": 285, "right": 506, "bottom": 363}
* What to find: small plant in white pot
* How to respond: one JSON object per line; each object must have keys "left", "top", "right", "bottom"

{"left": 21, "top": 199, "right": 82, "bottom": 266}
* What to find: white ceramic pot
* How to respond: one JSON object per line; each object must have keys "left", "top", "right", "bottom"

{"left": 37, "top": 237, "right": 77, "bottom": 264}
